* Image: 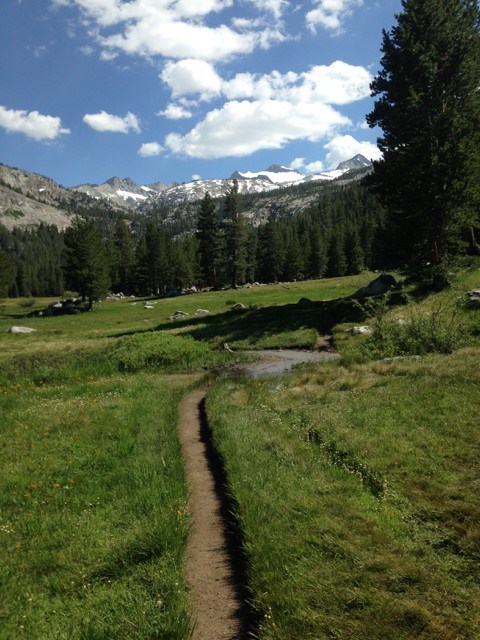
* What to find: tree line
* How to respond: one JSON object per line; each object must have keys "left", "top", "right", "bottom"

{"left": 0, "top": 179, "right": 384, "bottom": 303}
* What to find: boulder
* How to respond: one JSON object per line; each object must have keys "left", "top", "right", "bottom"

{"left": 466, "top": 288, "right": 480, "bottom": 308}
{"left": 354, "top": 273, "right": 397, "bottom": 298}
{"left": 232, "top": 303, "right": 246, "bottom": 310}
{"left": 297, "top": 297, "right": 313, "bottom": 307}
{"left": 8, "top": 326, "right": 37, "bottom": 334}
{"left": 348, "top": 325, "right": 374, "bottom": 335}
{"left": 195, "top": 309, "right": 210, "bottom": 315}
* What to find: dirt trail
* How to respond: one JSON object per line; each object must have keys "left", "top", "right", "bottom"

{"left": 178, "top": 388, "right": 244, "bottom": 640}
{"left": 178, "top": 349, "right": 338, "bottom": 639}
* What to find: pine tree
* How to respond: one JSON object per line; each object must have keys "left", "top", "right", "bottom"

{"left": 367, "top": 0, "right": 480, "bottom": 266}
{"left": 112, "top": 217, "right": 136, "bottom": 294}
{"left": 63, "top": 217, "right": 110, "bottom": 308}
{"left": 223, "top": 180, "right": 247, "bottom": 288}
{"left": 196, "top": 192, "right": 221, "bottom": 289}
{"left": 0, "top": 250, "right": 14, "bottom": 297}
{"left": 256, "top": 215, "right": 284, "bottom": 282}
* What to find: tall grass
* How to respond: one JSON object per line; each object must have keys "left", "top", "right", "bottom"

{"left": 206, "top": 351, "right": 480, "bottom": 639}
{"left": 0, "top": 372, "right": 198, "bottom": 639}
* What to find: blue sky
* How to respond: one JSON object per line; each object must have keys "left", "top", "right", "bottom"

{"left": 0, "top": 0, "right": 402, "bottom": 187}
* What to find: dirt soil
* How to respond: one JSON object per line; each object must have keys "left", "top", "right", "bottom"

{"left": 178, "top": 388, "right": 244, "bottom": 640}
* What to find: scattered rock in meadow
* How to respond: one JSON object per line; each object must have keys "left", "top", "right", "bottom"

{"left": 232, "top": 303, "right": 246, "bottom": 310}
{"left": 348, "top": 325, "right": 374, "bottom": 335}
{"left": 195, "top": 309, "right": 210, "bottom": 315}
{"left": 297, "top": 297, "right": 313, "bottom": 307}
{"left": 466, "top": 288, "right": 480, "bottom": 308}
{"left": 354, "top": 273, "right": 397, "bottom": 298}
{"left": 8, "top": 326, "right": 37, "bottom": 334}
{"left": 169, "top": 310, "right": 190, "bottom": 320}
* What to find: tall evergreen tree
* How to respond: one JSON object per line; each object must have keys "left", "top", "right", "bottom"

{"left": 196, "top": 192, "right": 221, "bottom": 289}
{"left": 367, "top": 0, "right": 480, "bottom": 266}
{"left": 223, "top": 180, "right": 247, "bottom": 288}
{"left": 0, "top": 250, "right": 14, "bottom": 297}
{"left": 63, "top": 217, "right": 110, "bottom": 308}
{"left": 111, "top": 217, "right": 136, "bottom": 294}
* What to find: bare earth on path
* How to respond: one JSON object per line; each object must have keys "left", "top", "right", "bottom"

{"left": 178, "top": 387, "right": 245, "bottom": 640}
{"left": 178, "top": 349, "right": 338, "bottom": 639}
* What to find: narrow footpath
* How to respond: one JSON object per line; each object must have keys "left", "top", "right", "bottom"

{"left": 178, "top": 349, "right": 338, "bottom": 639}
{"left": 178, "top": 388, "right": 244, "bottom": 640}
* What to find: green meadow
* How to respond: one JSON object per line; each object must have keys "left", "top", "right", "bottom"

{"left": 1, "top": 268, "right": 479, "bottom": 638}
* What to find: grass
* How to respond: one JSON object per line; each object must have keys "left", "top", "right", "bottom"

{"left": 0, "top": 372, "right": 199, "bottom": 639}
{"left": 205, "top": 350, "right": 480, "bottom": 639}
{"left": 1, "top": 267, "right": 480, "bottom": 638}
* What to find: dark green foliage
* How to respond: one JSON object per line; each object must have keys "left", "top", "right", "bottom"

{"left": 223, "top": 180, "right": 247, "bottom": 288}
{"left": 110, "top": 217, "right": 136, "bottom": 294}
{"left": 0, "top": 223, "right": 64, "bottom": 297}
{"left": 367, "top": 0, "right": 480, "bottom": 266}
{"left": 197, "top": 192, "right": 222, "bottom": 289}
{"left": 63, "top": 216, "right": 110, "bottom": 308}
{"left": 0, "top": 249, "right": 14, "bottom": 297}
{"left": 1, "top": 178, "right": 384, "bottom": 297}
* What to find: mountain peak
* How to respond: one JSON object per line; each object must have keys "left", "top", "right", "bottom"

{"left": 335, "top": 154, "right": 372, "bottom": 171}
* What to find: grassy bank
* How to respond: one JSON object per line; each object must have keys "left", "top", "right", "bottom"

{"left": 206, "top": 350, "right": 480, "bottom": 639}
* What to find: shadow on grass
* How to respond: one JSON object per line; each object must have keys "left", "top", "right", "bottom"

{"left": 150, "top": 297, "right": 367, "bottom": 348}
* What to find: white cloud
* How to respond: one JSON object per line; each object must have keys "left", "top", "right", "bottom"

{"left": 305, "top": 160, "right": 325, "bottom": 173}
{"left": 306, "top": 0, "right": 363, "bottom": 34}
{"left": 161, "top": 59, "right": 223, "bottom": 99}
{"left": 163, "top": 60, "right": 371, "bottom": 105}
{"left": 82, "top": 110, "right": 141, "bottom": 133}
{"left": 0, "top": 105, "right": 70, "bottom": 141}
{"left": 138, "top": 141, "right": 164, "bottom": 157}
{"left": 162, "top": 58, "right": 372, "bottom": 160}
{"left": 157, "top": 103, "right": 193, "bottom": 120}
{"left": 289, "top": 157, "right": 306, "bottom": 170}
{"left": 289, "top": 157, "right": 325, "bottom": 174}
{"left": 247, "top": 0, "right": 287, "bottom": 19}
{"left": 323, "top": 134, "right": 381, "bottom": 168}
{"left": 192, "top": 174, "right": 202, "bottom": 181}
{"left": 55, "top": 0, "right": 283, "bottom": 62}
{"left": 165, "top": 99, "right": 350, "bottom": 158}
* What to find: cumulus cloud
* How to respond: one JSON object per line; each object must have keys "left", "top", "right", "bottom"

{"left": 165, "top": 99, "right": 350, "bottom": 158}
{"left": 289, "top": 157, "right": 325, "bottom": 174}
{"left": 138, "top": 141, "right": 164, "bottom": 157}
{"left": 161, "top": 59, "right": 223, "bottom": 99}
{"left": 162, "top": 59, "right": 372, "bottom": 159}
{"left": 54, "top": 0, "right": 283, "bottom": 62}
{"left": 306, "top": 0, "right": 363, "bottom": 34}
{"left": 162, "top": 60, "right": 371, "bottom": 106}
{"left": 157, "top": 103, "right": 194, "bottom": 120}
{"left": 323, "top": 134, "right": 381, "bottom": 168}
{"left": 0, "top": 105, "right": 70, "bottom": 141}
{"left": 82, "top": 110, "right": 141, "bottom": 133}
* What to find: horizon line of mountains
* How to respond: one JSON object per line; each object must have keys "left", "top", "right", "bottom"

{"left": 0, "top": 154, "right": 372, "bottom": 231}
{"left": 72, "top": 154, "right": 372, "bottom": 210}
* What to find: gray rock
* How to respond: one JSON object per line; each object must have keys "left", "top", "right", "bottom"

{"left": 297, "top": 297, "right": 313, "bottom": 307}
{"left": 354, "top": 273, "right": 397, "bottom": 298}
{"left": 232, "top": 303, "right": 246, "bottom": 310}
{"left": 8, "top": 326, "right": 37, "bottom": 334}
{"left": 348, "top": 325, "right": 374, "bottom": 335}
{"left": 466, "top": 289, "right": 480, "bottom": 308}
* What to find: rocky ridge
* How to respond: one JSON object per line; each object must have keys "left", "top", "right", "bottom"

{"left": 0, "top": 154, "right": 372, "bottom": 231}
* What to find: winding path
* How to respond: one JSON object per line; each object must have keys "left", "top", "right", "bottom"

{"left": 178, "top": 350, "right": 338, "bottom": 639}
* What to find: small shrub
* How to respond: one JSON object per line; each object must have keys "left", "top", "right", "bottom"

{"left": 112, "top": 331, "right": 220, "bottom": 372}
{"left": 361, "top": 304, "right": 465, "bottom": 359}
{"left": 18, "top": 298, "right": 36, "bottom": 308}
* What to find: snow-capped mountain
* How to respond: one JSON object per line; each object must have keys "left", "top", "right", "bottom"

{"left": 142, "top": 155, "right": 372, "bottom": 210}
{"left": 0, "top": 155, "right": 373, "bottom": 231}
{"left": 72, "top": 176, "right": 166, "bottom": 208}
